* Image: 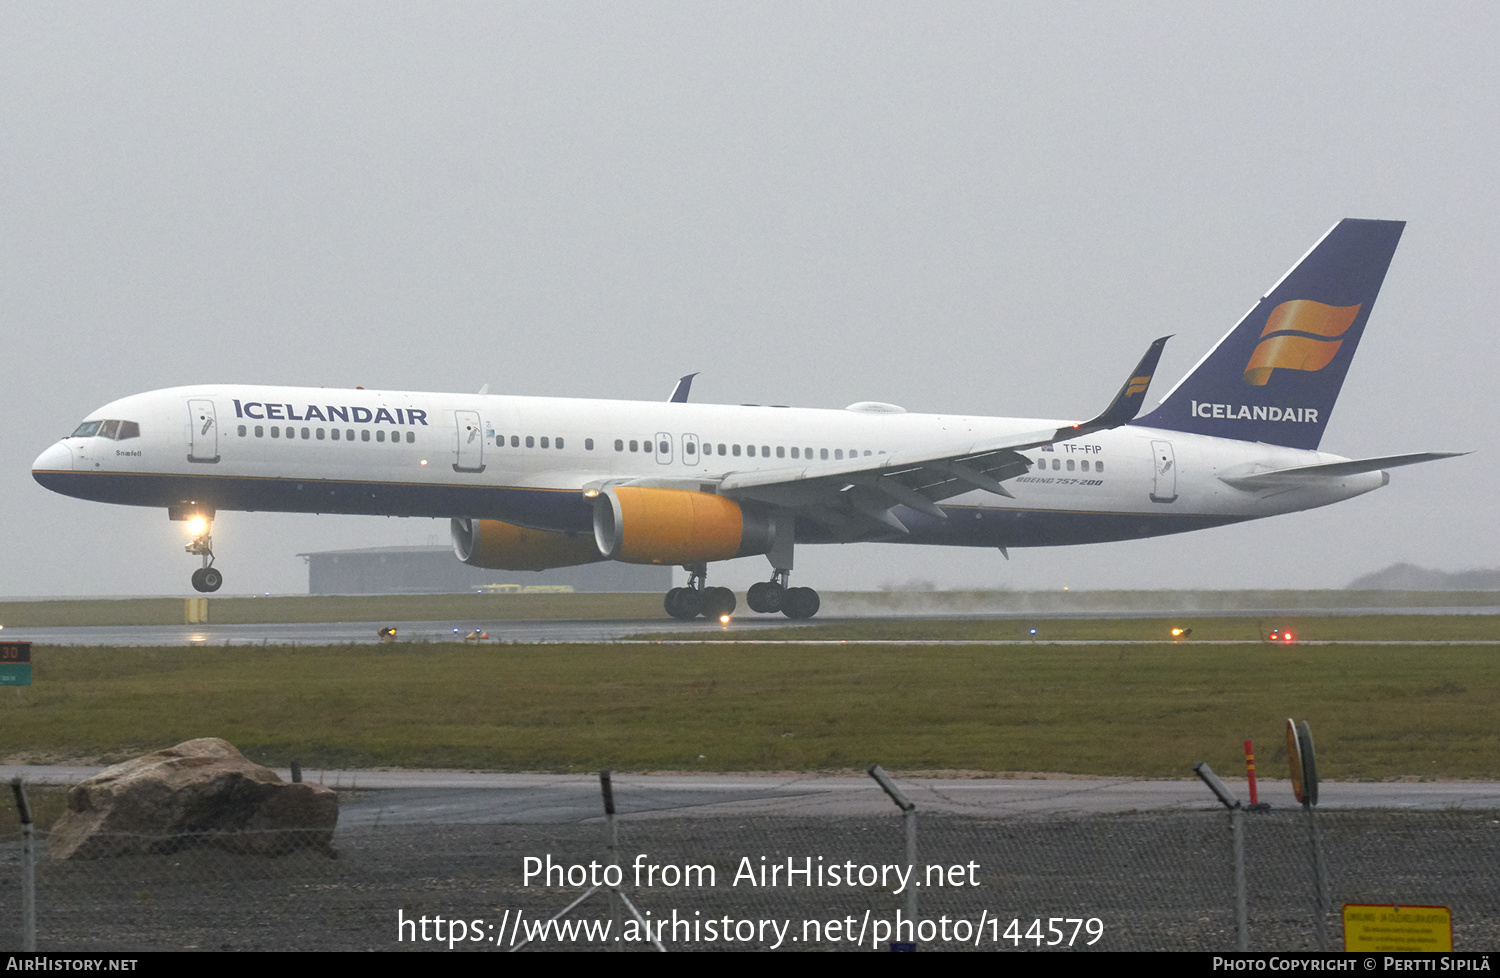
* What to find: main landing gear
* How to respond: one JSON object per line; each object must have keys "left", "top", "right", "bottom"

{"left": 173, "top": 505, "right": 223, "bottom": 593}
{"left": 664, "top": 568, "right": 820, "bottom": 621}
{"left": 665, "top": 565, "right": 736, "bottom": 620}
{"left": 747, "top": 570, "right": 820, "bottom": 620}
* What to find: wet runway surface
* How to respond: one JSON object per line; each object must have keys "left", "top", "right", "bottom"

{"left": 3, "top": 604, "right": 1494, "bottom": 647}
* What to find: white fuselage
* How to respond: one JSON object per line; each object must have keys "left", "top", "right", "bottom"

{"left": 31, "top": 384, "right": 1385, "bottom": 550}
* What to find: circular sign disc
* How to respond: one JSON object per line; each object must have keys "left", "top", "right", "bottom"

{"left": 1285, "top": 717, "right": 1304, "bottom": 804}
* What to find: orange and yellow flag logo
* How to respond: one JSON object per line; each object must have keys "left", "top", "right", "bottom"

{"left": 1243, "top": 300, "right": 1361, "bottom": 386}
{"left": 1125, "top": 375, "right": 1152, "bottom": 397}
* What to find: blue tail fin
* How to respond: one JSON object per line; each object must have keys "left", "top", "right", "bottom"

{"left": 1133, "top": 219, "right": 1404, "bottom": 450}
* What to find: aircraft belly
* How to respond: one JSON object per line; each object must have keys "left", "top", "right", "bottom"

{"left": 29, "top": 470, "right": 594, "bottom": 530}
{"left": 887, "top": 505, "right": 1247, "bottom": 547}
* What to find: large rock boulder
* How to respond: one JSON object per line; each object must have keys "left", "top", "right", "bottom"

{"left": 49, "top": 738, "right": 337, "bottom": 860}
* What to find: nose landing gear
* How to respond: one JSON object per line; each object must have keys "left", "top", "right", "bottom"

{"left": 172, "top": 503, "right": 222, "bottom": 593}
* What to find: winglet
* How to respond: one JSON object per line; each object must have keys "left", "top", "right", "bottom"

{"left": 1054, "top": 336, "right": 1171, "bottom": 440}
{"left": 668, "top": 373, "right": 699, "bottom": 403}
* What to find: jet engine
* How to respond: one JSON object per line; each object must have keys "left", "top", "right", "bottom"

{"left": 593, "top": 487, "right": 775, "bottom": 565}
{"left": 450, "top": 518, "right": 603, "bottom": 571}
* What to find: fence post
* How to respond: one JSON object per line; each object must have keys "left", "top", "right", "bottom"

{"left": 868, "top": 765, "right": 917, "bottom": 941}
{"left": 11, "top": 777, "right": 36, "bottom": 952}
{"left": 600, "top": 770, "right": 619, "bottom": 947}
{"left": 1193, "top": 762, "right": 1248, "bottom": 951}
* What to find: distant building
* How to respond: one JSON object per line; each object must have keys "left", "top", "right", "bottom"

{"left": 299, "top": 546, "right": 670, "bottom": 595}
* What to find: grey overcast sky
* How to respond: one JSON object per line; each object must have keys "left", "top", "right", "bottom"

{"left": 2, "top": 2, "right": 1494, "bottom": 597}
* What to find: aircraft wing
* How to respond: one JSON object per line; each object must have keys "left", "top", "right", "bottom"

{"left": 710, "top": 337, "right": 1172, "bottom": 539}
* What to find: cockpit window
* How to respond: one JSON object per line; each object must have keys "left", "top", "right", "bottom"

{"left": 70, "top": 419, "right": 141, "bottom": 439}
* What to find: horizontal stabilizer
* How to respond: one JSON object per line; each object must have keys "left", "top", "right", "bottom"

{"left": 1219, "top": 451, "right": 1467, "bottom": 490}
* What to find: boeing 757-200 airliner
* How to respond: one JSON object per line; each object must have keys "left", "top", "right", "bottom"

{"left": 32, "top": 219, "right": 1462, "bottom": 618}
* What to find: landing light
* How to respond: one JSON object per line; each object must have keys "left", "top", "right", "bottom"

{"left": 420, "top": 459, "right": 428, "bottom": 466}
{"left": 583, "top": 489, "right": 599, "bottom": 498}
{"left": 186, "top": 516, "right": 208, "bottom": 538}
{"left": 1171, "top": 627, "right": 1193, "bottom": 641}
{"left": 719, "top": 614, "right": 731, "bottom": 625}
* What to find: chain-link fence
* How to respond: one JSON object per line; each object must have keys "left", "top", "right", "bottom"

{"left": 3, "top": 791, "right": 1498, "bottom": 951}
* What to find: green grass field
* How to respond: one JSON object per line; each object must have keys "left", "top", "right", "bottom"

{"left": 2, "top": 620, "right": 1496, "bottom": 779}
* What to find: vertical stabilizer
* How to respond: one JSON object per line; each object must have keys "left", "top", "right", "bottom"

{"left": 1133, "top": 219, "right": 1404, "bottom": 450}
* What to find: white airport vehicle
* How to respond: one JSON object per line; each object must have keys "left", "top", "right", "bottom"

{"left": 32, "top": 219, "right": 1461, "bottom": 618}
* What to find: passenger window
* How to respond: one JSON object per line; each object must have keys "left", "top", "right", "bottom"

{"left": 762, "top": 445, "right": 770, "bottom": 456}
{"left": 821, "top": 449, "right": 829, "bottom": 460}
{"left": 347, "top": 429, "right": 355, "bottom": 441}
{"left": 255, "top": 425, "right": 264, "bottom": 438}
{"left": 117, "top": 421, "right": 140, "bottom": 440}
{"left": 377, "top": 430, "right": 386, "bottom": 443}
{"left": 585, "top": 438, "right": 594, "bottom": 451}
{"left": 406, "top": 431, "right": 415, "bottom": 444}
{"left": 658, "top": 440, "right": 668, "bottom": 454}
{"left": 302, "top": 427, "right": 310, "bottom": 440}
{"left": 556, "top": 437, "right": 564, "bottom": 449}
{"left": 526, "top": 436, "right": 535, "bottom": 448}
{"left": 361, "top": 430, "right": 370, "bottom": 442}
{"left": 316, "top": 428, "right": 325, "bottom": 440}
{"left": 718, "top": 444, "right": 727, "bottom": 456}
{"left": 732, "top": 445, "right": 741, "bottom": 457}
{"left": 496, "top": 434, "right": 504, "bottom": 447}
{"left": 746, "top": 445, "right": 756, "bottom": 457}
{"left": 686, "top": 442, "right": 696, "bottom": 455}
{"left": 271, "top": 426, "right": 280, "bottom": 438}
{"left": 790, "top": 447, "right": 798, "bottom": 459}
{"left": 1096, "top": 461, "right": 1104, "bottom": 472}
{"left": 1080, "top": 460, "right": 1089, "bottom": 472}
{"left": 1053, "top": 459, "right": 1060, "bottom": 470}
{"left": 615, "top": 439, "right": 624, "bottom": 452}
{"left": 510, "top": 435, "right": 519, "bottom": 448}
{"left": 629, "top": 440, "right": 638, "bottom": 452}
{"left": 805, "top": 447, "right": 813, "bottom": 458}
{"left": 331, "top": 428, "right": 340, "bottom": 441}
{"left": 1067, "top": 459, "right": 1075, "bottom": 471}
{"left": 777, "top": 446, "right": 785, "bottom": 458}
{"left": 99, "top": 420, "right": 120, "bottom": 439}
{"left": 835, "top": 449, "right": 843, "bottom": 460}
{"left": 863, "top": 450, "right": 871, "bottom": 457}
{"left": 237, "top": 425, "right": 247, "bottom": 437}
{"left": 540, "top": 436, "right": 549, "bottom": 449}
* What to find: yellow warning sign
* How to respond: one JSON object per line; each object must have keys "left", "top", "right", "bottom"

{"left": 1343, "top": 904, "right": 1452, "bottom": 952}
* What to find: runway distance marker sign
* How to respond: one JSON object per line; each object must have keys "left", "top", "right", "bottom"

{"left": 0, "top": 640, "right": 31, "bottom": 686}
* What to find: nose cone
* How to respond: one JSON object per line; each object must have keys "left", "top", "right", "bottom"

{"left": 32, "top": 441, "right": 73, "bottom": 480}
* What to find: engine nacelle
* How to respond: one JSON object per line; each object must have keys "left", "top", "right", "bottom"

{"left": 593, "top": 487, "right": 774, "bottom": 565}
{"left": 451, "top": 518, "right": 603, "bottom": 571}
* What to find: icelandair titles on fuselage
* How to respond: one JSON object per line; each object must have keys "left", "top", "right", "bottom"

{"left": 232, "top": 399, "right": 430, "bottom": 426}
{"left": 1191, "top": 401, "right": 1319, "bottom": 423}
